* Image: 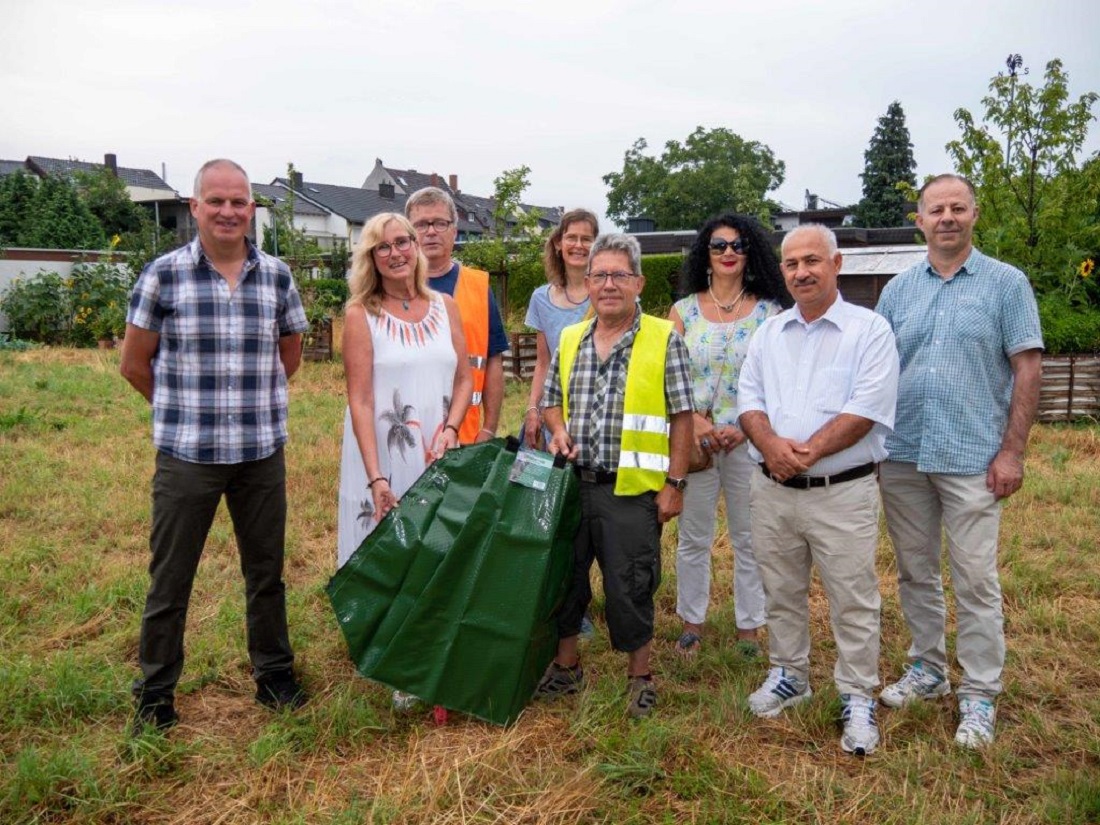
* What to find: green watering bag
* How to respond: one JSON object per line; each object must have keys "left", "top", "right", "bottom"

{"left": 327, "top": 437, "right": 580, "bottom": 725}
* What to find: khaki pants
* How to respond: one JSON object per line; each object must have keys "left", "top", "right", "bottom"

{"left": 879, "top": 461, "right": 1004, "bottom": 699}
{"left": 750, "top": 471, "right": 881, "bottom": 699}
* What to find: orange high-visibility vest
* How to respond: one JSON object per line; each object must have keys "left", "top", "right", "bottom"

{"left": 453, "top": 266, "right": 490, "bottom": 444}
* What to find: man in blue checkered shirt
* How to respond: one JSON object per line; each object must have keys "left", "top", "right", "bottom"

{"left": 120, "top": 159, "right": 310, "bottom": 734}
{"left": 875, "top": 174, "right": 1043, "bottom": 749}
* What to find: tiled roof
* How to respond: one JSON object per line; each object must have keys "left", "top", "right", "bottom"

{"left": 252, "top": 183, "right": 330, "bottom": 217}
{"left": 0, "top": 159, "right": 26, "bottom": 178}
{"left": 274, "top": 177, "right": 407, "bottom": 224}
{"left": 25, "top": 156, "right": 175, "bottom": 192}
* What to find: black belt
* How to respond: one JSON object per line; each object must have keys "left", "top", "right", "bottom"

{"left": 759, "top": 462, "right": 875, "bottom": 489}
{"left": 575, "top": 465, "right": 617, "bottom": 484}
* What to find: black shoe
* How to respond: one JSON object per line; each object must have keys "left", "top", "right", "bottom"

{"left": 534, "top": 662, "right": 584, "bottom": 700}
{"left": 131, "top": 697, "right": 178, "bottom": 736}
{"left": 255, "top": 671, "right": 308, "bottom": 711}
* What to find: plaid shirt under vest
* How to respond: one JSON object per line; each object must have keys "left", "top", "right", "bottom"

{"left": 126, "top": 237, "right": 309, "bottom": 464}
{"left": 543, "top": 309, "right": 694, "bottom": 471}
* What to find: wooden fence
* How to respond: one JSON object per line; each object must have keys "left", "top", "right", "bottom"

{"left": 1039, "top": 353, "right": 1100, "bottom": 422}
{"left": 504, "top": 332, "right": 538, "bottom": 380}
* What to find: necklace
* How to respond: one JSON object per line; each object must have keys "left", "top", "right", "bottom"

{"left": 709, "top": 285, "right": 746, "bottom": 316}
{"left": 559, "top": 283, "right": 588, "bottom": 306}
{"left": 383, "top": 291, "right": 415, "bottom": 310}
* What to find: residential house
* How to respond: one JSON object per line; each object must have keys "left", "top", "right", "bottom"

{"left": 257, "top": 159, "right": 563, "bottom": 252}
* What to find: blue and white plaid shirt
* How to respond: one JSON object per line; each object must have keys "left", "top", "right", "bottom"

{"left": 876, "top": 248, "right": 1043, "bottom": 475}
{"left": 127, "top": 237, "right": 309, "bottom": 464}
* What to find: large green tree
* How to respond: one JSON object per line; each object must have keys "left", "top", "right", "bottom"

{"left": 603, "top": 127, "right": 785, "bottom": 230}
{"left": 17, "top": 174, "right": 106, "bottom": 250}
{"left": 947, "top": 57, "right": 1099, "bottom": 295}
{"left": 855, "top": 101, "right": 917, "bottom": 227}
{"left": 74, "top": 167, "right": 148, "bottom": 238}
{"left": 0, "top": 171, "right": 39, "bottom": 246}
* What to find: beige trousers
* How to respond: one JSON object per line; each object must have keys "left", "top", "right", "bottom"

{"left": 879, "top": 461, "right": 1004, "bottom": 699}
{"left": 750, "top": 471, "right": 882, "bottom": 699}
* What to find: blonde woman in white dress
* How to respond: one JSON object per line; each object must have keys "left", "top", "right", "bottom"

{"left": 337, "top": 212, "right": 472, "bottom": 569}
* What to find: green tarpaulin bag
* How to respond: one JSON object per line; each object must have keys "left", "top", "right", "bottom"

{"left": 327, "top": 437, "right": 579, "bottom": 725}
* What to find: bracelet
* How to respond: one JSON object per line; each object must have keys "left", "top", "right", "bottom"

{"left": 368, "top": 477, "right": 388, "bottom": 488}
{"left": 479, "top": 428, "right": 496, "bottom": 437}
{"left": 444, "top": 423, "right": 459, "bottom": 436}
{"left": 525, "top": 405, "right": 540, "bottom": 416}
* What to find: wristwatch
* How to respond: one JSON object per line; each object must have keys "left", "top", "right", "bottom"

{"left": 665, "top": 475, "right": 688, "bottom": 492}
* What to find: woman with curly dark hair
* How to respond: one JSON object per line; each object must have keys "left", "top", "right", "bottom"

{"left": 669, "top": 213, "right": 791, "bottom": 658}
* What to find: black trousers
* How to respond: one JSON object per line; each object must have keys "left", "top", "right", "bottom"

{"left": 134, "top": 447, "right": 295, "bottom": 700}
{"left": 556, "top": 485, "right": 661, "bottom": 653}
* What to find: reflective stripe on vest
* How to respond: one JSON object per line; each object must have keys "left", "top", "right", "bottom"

{"left": 558, "top": 313, "right": 673, "bottom": 496}
{"left": 453, "top": 266, "right": 490, "bottom": 443}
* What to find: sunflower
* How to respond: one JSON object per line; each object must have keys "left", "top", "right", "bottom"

{"left": 1079, "top": 258, "right": 1095, "bottom": 279}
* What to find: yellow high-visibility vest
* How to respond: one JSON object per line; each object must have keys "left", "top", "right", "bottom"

{"left": 558, "top": 313, "right": 672, "bottom": 496}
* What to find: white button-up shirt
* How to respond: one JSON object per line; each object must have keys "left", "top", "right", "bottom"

{"left": 737, "top": 295, "right": 899, "bottom": 477}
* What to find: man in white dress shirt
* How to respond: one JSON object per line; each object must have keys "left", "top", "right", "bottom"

{"left": 737, "top": 224, "right": 899, "bottom": 756}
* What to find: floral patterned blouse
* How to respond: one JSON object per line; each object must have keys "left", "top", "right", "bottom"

{"left": 674, "top": 292, "right": 782, "bottom": 426}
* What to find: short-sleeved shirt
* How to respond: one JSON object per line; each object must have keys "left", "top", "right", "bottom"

{"left": 737, "top": 295, "right": 899, "bottom": 477}
{"left": 126, "top": 237, "right": 309, "bottom": 464}
{"left": 430, "top": 262, "right": 509, "bottom": 356}
{"left": 524, "top": 284, "right": 590, "bottom": 354}
{"left": 673, "top": 293, "right": 782, "bottom": 426}
{"left": 876, "top": 248, "right": 1044, "bottom": 475}
{"left": 543, "top": 310, "right": 694, "bottom": 471}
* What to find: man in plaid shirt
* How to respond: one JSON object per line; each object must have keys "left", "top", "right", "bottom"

{"left": 537, "top": 233, "right": 693, "bottom": 719}
{"left": 120, "top": 159, "right": 310, "bottom": 734}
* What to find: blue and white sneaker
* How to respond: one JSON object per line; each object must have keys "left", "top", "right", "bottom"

{"left": 880, "top": 661, "right": 951, "bottom": 708}
{"left": 955, "top": 697, "right": 996, "bottom": 748}
{"left": 748, "top": 666, "right": 812, "bottom": 718}
{"left": 840, "top": 694, "right": 880, "bottom": 756}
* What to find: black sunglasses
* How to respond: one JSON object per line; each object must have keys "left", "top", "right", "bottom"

{"left": 708, "top": 238, "right": 749, "bottom": 254}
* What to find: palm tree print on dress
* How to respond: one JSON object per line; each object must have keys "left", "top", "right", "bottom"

{"left": 426, "top": 395, "right": 452, "bottom": 459}
{"left": 381, "top": 388, "right": 421, "bottom": 465}
{"left": 357, "top": 496, "right": 375, "bottom": 527}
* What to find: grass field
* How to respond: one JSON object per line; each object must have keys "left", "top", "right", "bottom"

{"left": 1, "top": 349, "right": 1098, "bottom": 824}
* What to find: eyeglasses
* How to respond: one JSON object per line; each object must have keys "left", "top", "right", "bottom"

{"left": 562, "top": 233, "right": 594, "bottom": 246}
{"left": 709, "top": 239, "right": 749, "bottom": 255}
{"left": 412, "top": 219, "right": 454, "bottom": 233}
{"left": 586, "top": 270, "right": 638, "bottom": 285}
{"left": 374, "top": 236, "right": 414, "bottom": 257}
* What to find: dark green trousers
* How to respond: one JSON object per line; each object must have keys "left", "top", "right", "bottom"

{"left": 134, "top": 447, "right": 295, "bottom": 700}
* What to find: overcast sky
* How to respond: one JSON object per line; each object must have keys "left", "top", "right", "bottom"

{"left": 2, "top": 0, "right": 1097, "bottom": 228}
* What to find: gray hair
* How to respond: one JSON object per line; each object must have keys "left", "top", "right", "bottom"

{"left": 193, "top": 158, "right": 252, "bottom": 200}
{"left": 404, "top": 186, "right": 457, "bottom": 223}
{"left": 588, "top": 233, "right": 642, "bottom": 275}
{"left": 781, "top": 223, "right": 838, "bottom": 257}
{"left": 917, "top": 173, "right": 977, "bottom": 212}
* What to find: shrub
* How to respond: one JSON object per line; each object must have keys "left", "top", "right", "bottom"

{"left": 640, "top": 254, "right": 684, "bottom": 314}
{"left": 1037, "top": 292, "right": 1100, "bottom": 355}
{"left": 0, "top": 261, "right": 131, "bottom": 346}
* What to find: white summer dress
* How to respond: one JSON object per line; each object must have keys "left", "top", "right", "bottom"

{"left": 336, "top": 295, "right": 457, "bottom": 568}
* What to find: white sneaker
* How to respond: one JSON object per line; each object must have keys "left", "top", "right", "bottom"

{"left": 748, "top": 667, "right": 812, "bottom": 719}
{"left": 840, "top": 694, "right": 880, "bottom": 756}
{"left": 392, "top": 690, "right": 421, "bottom": 711}
{"left": 880, "top": 661, "right": 951, "bottom": 708}
{"left": 955, "top": 698, "right": 996, "bottom": 748}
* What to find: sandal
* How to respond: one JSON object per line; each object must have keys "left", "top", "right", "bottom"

{"left": 675, "top": 630, "right": 702, "bottom": 657}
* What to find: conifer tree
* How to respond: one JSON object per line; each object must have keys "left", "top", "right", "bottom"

{"left": 855, "top": 101, "right": 917, "bottom": 227}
